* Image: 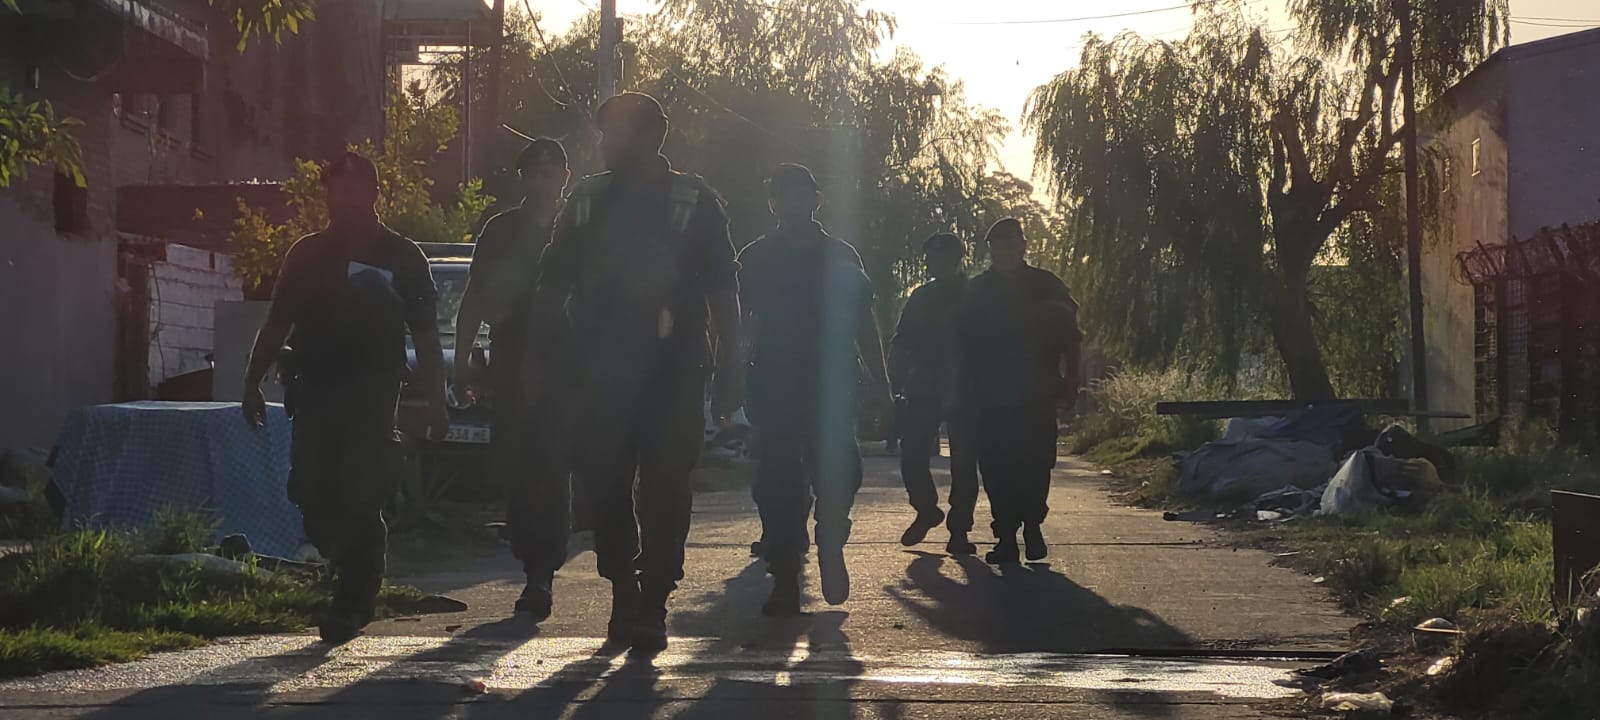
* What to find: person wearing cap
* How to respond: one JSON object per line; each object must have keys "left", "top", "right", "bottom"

{"left": 241, "top": 151, "right": 449, "bottom": 643}
{"left": 736, "top": 162, "right": 892, "bottom": 616}
{"left": 957, "top": 218, "right": 1082, "bottom": 566}
{"left": 451, "top": 137, "right": 573, "bottom": 623}
{"left": 533, "top": 92, "right": 742, "bottom": 654}
{"left": 890, "top": 232, "right": 980, "bottom": 556}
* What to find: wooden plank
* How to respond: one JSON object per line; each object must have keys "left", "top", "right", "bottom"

{"left": 1153, "top": 399, "right": 1470, "bottom": 420}
{"left": 1552, "top": 490, "right": 1600, "bottom": 605}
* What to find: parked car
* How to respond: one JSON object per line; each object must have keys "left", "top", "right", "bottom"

{"left": 397, "top": 243, "right": 495, "bottom": 493}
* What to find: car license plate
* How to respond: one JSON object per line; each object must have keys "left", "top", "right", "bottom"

{"left": 444, "top": 425, "right": 491, "bottom": 444}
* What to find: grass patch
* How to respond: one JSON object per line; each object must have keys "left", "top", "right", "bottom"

{"left": 690, "top": 459, "right": 756, "bottom": 493}
{"left": 1068, "top": 369, "right": 1224, "bottom": 460}
{"left": 0, "top": 509, "right": 437, "bottom": 677}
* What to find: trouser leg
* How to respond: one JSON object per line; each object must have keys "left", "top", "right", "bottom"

{"left": 897, "top": 399, "right": 941, "bottom": 515}
{"left": 811, "top": 409, "right": 861, "bottom": 553}
{"left": 505, "top": 387, "right": 575, "bottom": 577}
{"left": 753, "top": 412, "right": 811, "bottom": 577}
{"left": 576, "top": 412, "right": 641, "bottom": 583}
{"left": 1020, "top": 406, "right": 1060, "bottom": 526}
{"left": 945, "top": 412, "right": 980, "bottom": 534}
{"left": 634, "top": 366, "right": 704, "bottom": 591}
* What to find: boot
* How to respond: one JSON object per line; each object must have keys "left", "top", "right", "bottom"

{"left": 945, "top": 532, "right": 977, "bottom": 556}
{"left": 762, "top": 573, "right": 804, "bottom": 617}
{"left": 985, "top": 532, "right": 1020, "bottom": 566}
{"left": 817, "top": 546, "right": 850, "bottom": 605}
{"left": 899, "top": 508, "right": 946, "bottom": 547}
{"left": 631, "top": 581, "right": 672, "bottom": 656}
{"left": 605, "top": 577, "right": 640, "bottom": 648}
{"left": 514, "top": 572, "right": 554, "bottom": 623}
{"left": 1023, "top": 523, "right": 1048, "bottom": 562}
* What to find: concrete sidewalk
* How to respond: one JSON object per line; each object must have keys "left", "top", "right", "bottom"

{"left": 0, "top": 454, "right": 1354, "bottom": 718}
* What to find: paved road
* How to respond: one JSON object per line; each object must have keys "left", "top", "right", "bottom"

{"left": 0, "top": 455, "right": 1354, "bottom": 718}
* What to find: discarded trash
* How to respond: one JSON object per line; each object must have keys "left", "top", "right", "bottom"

{"left": 1413, "top": 618, "right": 1465, "bottom": 649}
{"left": 892, "top": 622, "right": 906, "bottom": 630}
{"left": 1313, "top": 576, "right": 1327, "bottom": 584}
{"left": 1255, "top": 510, "right": 1284, "bottom": 522}
{"left": 1163, "top": 511, "right": 1180, "bottom": 521}
{"left": 412, "top": 595, "right": 470, "bottom": 614}
{"left": 1100, "top": 469, "right": 1114, "bottom": 477}
{"left": 445, "top": 624, "right": 463, "bottom": 632}
{"left": 1319, "top": 449, "right": 1442, "bottom": 517}
{"left": 131, "top": 553, "right": 275, "bottom": 579}
{"left": 1273, "top": 551, "right": 1301, "bottom": 558}
{"left": 461, "top": 677, "right": 487, "bottom": 694}
{"left": 1390, "top": 596, "right": 1413, "bottom": 608}
{"left": 1320, "top": 691, "right": 1394, "bottom": 713}
{"left": 1426, "top": 656, "right": 1456, "bottom": 676}
{"left": 1295, "top": 648, "right": 1381, "bottom": 680}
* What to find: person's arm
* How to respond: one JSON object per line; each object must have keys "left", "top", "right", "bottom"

{"left": 694, "top": 185, "right": 743, "bottom": 425}
{"left": 241, "top": 240, "right": 305, "bottom": 428}
{"left": 401, "top": 244, "right": 449, "bottom": 439}
{"left": 887, "top": 291, "right": 921, "bottom": 398}
{"left": 857, "top": 304, "right": 892, "bottom": 404}
{"left": 452, "top": 218, "right": 501, "bottom": 400}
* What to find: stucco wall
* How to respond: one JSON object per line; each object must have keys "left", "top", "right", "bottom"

{"left": 1415, "top": 64, "right": 1510, "bottom": 426}
{"left": 1504, "top": 34, "right": 1600, "bottom": 241}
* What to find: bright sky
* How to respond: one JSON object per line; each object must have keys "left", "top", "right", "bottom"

{"left": 530, "top": 0, "right": 1600, "bottom": 184}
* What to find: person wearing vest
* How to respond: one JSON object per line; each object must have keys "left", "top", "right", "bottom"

{"left": 533, "top": 92, "right": 743, "bottom": 655}
{"left": 242, "top": 152, "right": 449, "bottom": 644}
{"left": 452, "top": 138, "right": 572, "bottom": 624}
{"left": 891, "top": 232, "right": 980, "bottom": 556}
{"left": 737, "top": 163, "right": 893, "bottom": 616}
{"left": 957, "top": 218, "right": 1082, "bottom": 566}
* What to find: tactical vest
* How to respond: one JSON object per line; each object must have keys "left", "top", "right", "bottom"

{"left": 564, "top": 171, "right": 706, "bottom": 347}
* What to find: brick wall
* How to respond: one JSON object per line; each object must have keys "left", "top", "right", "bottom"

{"left": 146, "top": 244, "right": 242, "bottom": 386}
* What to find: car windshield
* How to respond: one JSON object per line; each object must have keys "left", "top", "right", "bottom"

{"left": 430, "top": 263, "right": 479, "bottom": 351}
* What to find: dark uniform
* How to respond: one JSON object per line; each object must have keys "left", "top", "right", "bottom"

{"left": 536, "top": 155, "right": 736, "bottom": 631}
{"left": 891, "top": 274, "right": 979, "bottom": 539}
{"left": 468, "top": 205, "right": 572, "bottom": 582}
{"left": 274, "top": 225, "right": 437, "bottom": 622}
{"left": 957, "top": 264, "right": 1079, "bottom": 542}
{"left": 738, "top": 221, "right": 873, "bottom": 579}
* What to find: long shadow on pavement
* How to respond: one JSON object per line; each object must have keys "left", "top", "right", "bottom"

{"left": 891, "top": 552, "right": 1192, "bottom": 655}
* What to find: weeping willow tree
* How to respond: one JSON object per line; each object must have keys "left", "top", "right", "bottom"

{"left": 1027, "top": 0, "right": 1507, "bottom": 400}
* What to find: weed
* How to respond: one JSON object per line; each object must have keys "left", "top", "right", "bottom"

{"left": 143, "top": 507, "right": 218, "bottom": 555}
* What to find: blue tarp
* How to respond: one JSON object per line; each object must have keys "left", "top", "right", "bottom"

{"left": 51, "top": 402, "right": 305, "bottom": 557}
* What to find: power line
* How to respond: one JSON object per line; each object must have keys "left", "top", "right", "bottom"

{"left": 935, "top": 0, "right": 1244, "bottom": 26}
{"left": 1510, "top": 19, "right": 1600, "bottom": 29}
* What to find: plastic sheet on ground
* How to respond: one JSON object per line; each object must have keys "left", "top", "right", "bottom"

{"left": 1318, "top": 447, "right": 1441, "bottom": 517}
{"left": 1175, "top": 404, "right": 1361, "bottom": 503}
{"left": 51, "top": 402, "right": 305, "bottom": 557}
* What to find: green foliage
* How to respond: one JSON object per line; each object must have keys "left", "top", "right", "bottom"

{"left": 1027, "top": 1, "right": 1508, "bottom": 398}
{"left": 228, "top": 87, "right": 494, "bottom": 291}
{"left": 208, "top": 0, "right": 317, "bottom": 52}
{"left": 0, "top": 85, "right": 84, "bottom": 189}
{"left": 1067, "top": 367, "right": 1286, "bottom": 460}
{"left": 438, "top": 2, "right": 1006, "bottom": 326}
{"left": 0, "top": 522, "right": 432, "bottom": 675}
{"left": 144, "top": 508, "right": 218, "bottom": 556}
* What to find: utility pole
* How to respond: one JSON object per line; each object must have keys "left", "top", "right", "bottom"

{"left": 1399, "top": 0, "right": 1430, "bottom": 422}
{"left": 598, "top": 0, "right": 618, "bottom": 102}
{"left": 481, "top": 0, "right": 506, "bottom": 177}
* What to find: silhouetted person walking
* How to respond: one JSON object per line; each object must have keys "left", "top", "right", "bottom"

{"left": 534, "top": 92, "right": 742, "bottom": 654}
{"left": 739, "top": 163, "right": 892, "bottom": 616}
{"left": 891, "top": 232, "right": 979, "bottom": 556}
{"left": 242, "top": 152, "right": 449, "bottom": 643}
{"left": 452, "top": 138, "right": 572, "bottom": 623}
{"left": 958, "top": 218, "right": 1081, "bottom": 565}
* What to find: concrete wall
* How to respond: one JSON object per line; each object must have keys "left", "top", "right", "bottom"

{"left": 146, "top": 244, "right": 242, "bottom": 386}
{"left": 0, "top": 198, "right": 119, "bottom": 450}
{"left": 1504, "top": 32, "right": 1600, "bottom": 241}
{"left": 1416, "top": 64, "right": 1511, "bottom": 427}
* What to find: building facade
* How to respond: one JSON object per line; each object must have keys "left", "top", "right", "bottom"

{"left": 1418, "top": 28, "right": 1600, "bottom": 437}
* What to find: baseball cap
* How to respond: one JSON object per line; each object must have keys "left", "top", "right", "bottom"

{"left": 595, "top": 92, "right": 668, "bottom": 133}
{"left": 516, "top": 137, "right": 568, "bottom": 172}
{"left": 922, "top": 232, "right": 966, "bottom": 257}
{"left": 767, "top": 163, "right": 820, "bottom": 194}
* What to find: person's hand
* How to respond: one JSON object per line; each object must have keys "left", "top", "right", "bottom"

{"left": 425, "top": 401, "right": 451, "bottom": 442}
{"left": 453, "top": 363, "right": 479, "bottom": 408}
{"left": 242, "top": 386, "right": 267, "bottom": 429}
